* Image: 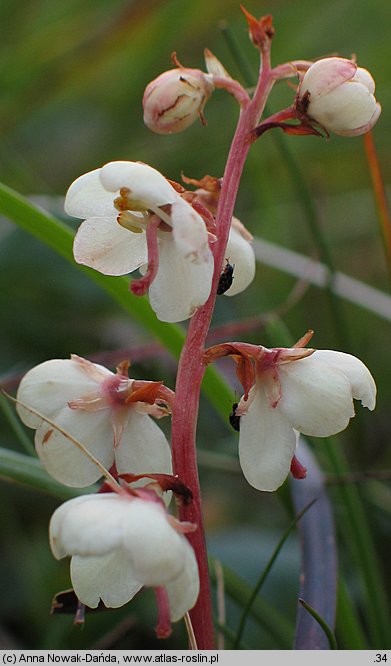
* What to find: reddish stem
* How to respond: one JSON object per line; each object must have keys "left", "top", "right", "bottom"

{"left": 211, "top": 76, "right": 251, "bottom": 107}
{"left": 257, "top": 105, "right": 296, "bottom": 125}
{"left": 171, "top": 53, "right": 275, "bottom": 649}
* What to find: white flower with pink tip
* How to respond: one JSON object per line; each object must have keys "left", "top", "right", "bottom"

{"left": 16, "top": 355, "right": 173, "bottom": 487}
{"left": 205, "top": 332, "right": 377, "bottom": 492}
{"left": 65, "top": 160, "right": 215, "bottom": 323}
{"left": 297, "top": 57, "right": 381, "bottom": 136}
{"left": 49, "top": 489, "right": 200, "bottom": 637}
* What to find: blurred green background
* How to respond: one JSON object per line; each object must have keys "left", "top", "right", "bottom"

{"left": 0, "top": 0, "right": 390, "bottom": 650}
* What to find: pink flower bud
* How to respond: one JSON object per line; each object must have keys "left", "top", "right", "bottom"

{"left": 297, "top": 57, "right": 381, "bottom": 136}
{"left": 143, "top": 68, "right": 214, "bottom": 134}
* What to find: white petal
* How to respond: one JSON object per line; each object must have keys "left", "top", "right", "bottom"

{"left": 49, "top": 494, "right": 129, "bottom": 558}
{"left": 16, "top": 358, "right": 111, "bottom": 429}
{"left": 35, "top": 407, "right": 115, "bottom": 487}
{"left": 73, "top": 215, "right": 148, "bottom": 276}
{"left": 223, "top": 225, "right": 256, "bottom": 296}
{"left": 354, "top": 67, "right": 375, "bottom": 94}
{"left": 70, "top": 550, "right": 142, "bottom": 609}
{"left": 300, "top": 57, "right": 357, "bottom": 97}
{"left": 238, "top": 385, "right": 297, "bottom": 492}
{"left": 309, "top": 81, "right": 377, "bottom": 132}
{"left": 122, "top": 499, "right": 186, "bottom": 586}
{"left": 100, "top": 161, "right": 178, "bottom": 208}
{"left": 171, "top": 198, "right": 210, "bottom": 264}
{"left": 336, "top": 102, "right": 381, "bottom": 137}
{"left": 308, "top": 350, "right": 376, "bottom": 410}
{"left": 167, "top": 540, "right": 199, "bottom": 622}
{"left": 64, "top": 169, "right": 117, "bottom": 219}
{"left": 277, "top": 356, "right": 355, "bottom": 437}
{"left": 148, "top": 235, "right": 214, "bottom": 322}
{"left": 115, "top": 411, "right": 172, "bottom": 476}
{"left": 50, "top": 495, "right": 94, "bottom": 559}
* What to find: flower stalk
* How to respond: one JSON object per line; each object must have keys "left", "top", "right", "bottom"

{"left": 170, "top": 18, "right": 276, "bottom": 648}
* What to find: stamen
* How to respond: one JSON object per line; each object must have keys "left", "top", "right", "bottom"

{"left": 130, "top": 220, "right": 160, "bottom": 296}
{"left": 154, "top": 587, "right": 172, "bottom": 639}
{"left": 68, "top": 392, "right": 106, "bottom": 411}
{"left": 114, "top": 187, "right": 133, "bottom": 212}
{"left": 117, "top": 211, "right": 144, "bottom": 233}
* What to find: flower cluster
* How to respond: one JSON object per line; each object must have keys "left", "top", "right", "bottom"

{"left": 16, "top": 354, "right": 200, "bottom": 636}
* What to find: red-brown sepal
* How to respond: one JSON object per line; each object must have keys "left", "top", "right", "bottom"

{"left": 125, "top": 380, "right": 164, "bottom": 405}
{"left": 118, "top": 472, "right": 193, "bottom": 505}
{"left": 240, "top": 6, "right": 275, "bottom": 49}
{"left": 252, "top": 120, "right": 324, "bottom": 140}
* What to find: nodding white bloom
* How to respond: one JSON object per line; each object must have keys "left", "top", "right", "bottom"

{"left": 222, "top": 218, "right": 256, "bottom": 297}
{"left": 143, "top": 67, "right": 214, "bottom": 134}
{"left": 205, "top": 335, "right": 376, "bottom": 492}
{"left": 65, "top": 161, "right": 214, "bottom": 323}
{"left": 49, "top": 491, "right": 199, "bottom": 636}
{"left": 238, "top": 349, "right": 376, "bottom": 491}
{"left": 179, "top": 174, "right": 256, "bottom": 298}
{"left": 297, "top": 57, "right": 381, "bottom": 136}
{"left": 16, "top": 355, "right": 173, "bottom": 487}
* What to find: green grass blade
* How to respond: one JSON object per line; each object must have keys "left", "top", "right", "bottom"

{"left": 324, "top": 439, "right": 391, "bottom": 647}
{"left": 336, "top": 576, "right": 368, "bottom": 649}
{"left": 0, "top": 392, "right": 35, "bottom": 455}
{"left": 298, "top": 598, "right": 338, "bottom": 649}
{"left": 233, "top": 499, "right": 316, "bottom": 649}
{"left": 209, "top": 558, "right": 294, "bottom": 649}
{"left": 0, "top": 447, "right": 89, "bottom": 500}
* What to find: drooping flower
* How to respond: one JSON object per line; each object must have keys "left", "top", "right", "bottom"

{"left": 180, "top": 174, "right": 256, "bottom": 297}
{"left": 205, "top": 332, "right": 376, "bottom": 491}
{"left": 142, "top": 48, "right": 249, "bottom": 134}
{"left": 143, "top": 62, "right": 214, "bottom": 134}
{"left": 49, "top": 488, "right": 200, "bottom": 637}
{"left": 16, "top": 355, "right": 173, "bottom": 487}
{"left": 65, "top": 161, "right": 215, "bottom": 323}
{"left": 222, "top": 218, "right": 256, "bottom": 297}
{"left": 296, "top": 57, "right": 381, "bottom": 136}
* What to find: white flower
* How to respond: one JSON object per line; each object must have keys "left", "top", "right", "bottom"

{"left": 16, "top": 355, "right": 173, "bottom": 487}
{"left": 236, "top": 349, "right": 376, "bottom": 491}
{"left": 49, "top": 492, "right": 199, "bottom": 631}
{"left": 145, "top": 197, "right": 214, "bottom": 322}
{"left": 297, "top": 57, "right": 381, "bottom": 136}
{"left": 65, "top": 161, "right": 214, "bottom": 323}
{"left": 222, "top": 219, "right": 256, "bottom": 296}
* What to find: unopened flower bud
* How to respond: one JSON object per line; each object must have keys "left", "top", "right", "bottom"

{"left": 143, "top": 68, "right": 214, "bottom": 135}
{"left": 297, "top": 57, "right": 381, "bottom": 136}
